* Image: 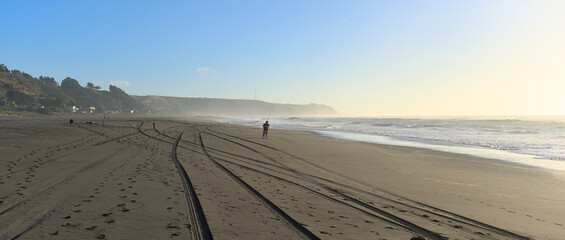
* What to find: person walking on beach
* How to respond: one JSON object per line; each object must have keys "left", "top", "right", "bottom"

{"left": 262, "top": 121, "right": 270, "bottom": 139}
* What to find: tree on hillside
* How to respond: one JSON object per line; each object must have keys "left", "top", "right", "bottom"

{"left": 39, "top": 76, "right": 57, "bottom": 86}
{"left": 61, "top": 77, "right": 82, "bottom": 90}
{"left": 37, "top": 76, "right": 72, "bottom": 109}
{"left": 109, "top": 85, "right": 142, "bottom": 110}
{"left": 109, "top": 85, "right": 127, "bottom": 95}
{"left": 61, "top": 77, "right": 91, "bottom": 108}
{"left": 0, "top": 64, "right": 9, "bottom": 72}
{"left": 87, "top": 82, "right": 101, "bottom": 91}
{"left": 7, "top": 90, "right": 36, "bottom": 107}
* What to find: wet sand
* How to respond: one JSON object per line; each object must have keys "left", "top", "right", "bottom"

{"left": 1, "top": 116, "right": 563, "bottom": 239}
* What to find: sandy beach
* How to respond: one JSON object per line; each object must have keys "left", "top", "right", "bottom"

{"left": 1, "top": 116, "right": 564, "bottom": 239}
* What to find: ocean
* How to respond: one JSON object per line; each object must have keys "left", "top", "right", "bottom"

{"left": 221, "top": 116, "right": 565, "bottom": 171}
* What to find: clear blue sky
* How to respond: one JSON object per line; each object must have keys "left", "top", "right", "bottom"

{"left": 2, "top": 0, "right": 564, "bottom": 116}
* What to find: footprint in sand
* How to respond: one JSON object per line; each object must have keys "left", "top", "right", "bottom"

{"left": 61, "top": 222, "right": 80, "bottom": 228}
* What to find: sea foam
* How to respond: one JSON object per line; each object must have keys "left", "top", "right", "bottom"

{"left": 221, "top": 116, "right": 565, "bottom": 171}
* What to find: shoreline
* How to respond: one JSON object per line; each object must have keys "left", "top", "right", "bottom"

{"left": 226, "top": 122, "right": 565, "bottom": 239}
{"left": 272, "top": 126, "right": 565, "bottom": 237}
{"left": 221, "top": 118, "right": 565, "bottom": 172}
{"left": 313, "top": 130, "right": 565, "bottom": 172}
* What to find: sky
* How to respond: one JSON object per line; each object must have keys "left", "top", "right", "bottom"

{"left": 1, "top": 0, "right": 564, "bottom": 116}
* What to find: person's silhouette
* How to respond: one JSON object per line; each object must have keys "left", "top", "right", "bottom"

{"left": 262, "top": 121, "right": 270, "bottom": 139}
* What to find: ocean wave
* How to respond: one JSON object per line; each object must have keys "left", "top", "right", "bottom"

{"left": 220, "top": 116, "right": 565, "bottom": 165}
{"left": 508, "top": 130, "right": 539, "bottom": 134}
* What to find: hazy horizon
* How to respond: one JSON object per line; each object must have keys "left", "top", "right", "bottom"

{"left": 2, "top": 1, "right": 564, "bottom": 116}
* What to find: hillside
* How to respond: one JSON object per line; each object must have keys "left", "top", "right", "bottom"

{"left": 0, "top": 64, "right": 144, "bottom": 113}
{"left": 133, "top": 95, "right": 338, "bottom": 117}
{"left": 1, "top": 63, "right": 339, "bottom": 116}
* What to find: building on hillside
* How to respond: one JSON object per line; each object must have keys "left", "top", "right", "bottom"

{"left": 67, "top": 106, "right": 78, "bottom": 112}
{"left": 31, "top": 104, "right": 44, "bottom": 110}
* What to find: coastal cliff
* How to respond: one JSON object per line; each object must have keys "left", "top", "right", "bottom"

{"left": 133, "top": 95, "right": 338, "bottom": 117}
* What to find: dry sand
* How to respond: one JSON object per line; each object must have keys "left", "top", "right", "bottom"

{"left": 1, "top": 116, "right": 563, "bottom": 239}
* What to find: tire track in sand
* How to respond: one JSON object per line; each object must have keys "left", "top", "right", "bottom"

{"left": 172, "top": 132, "right": 213, "bottom": 240}
{"left": 207, "top": 129, "right": 533, "bottom": 240}
{"left": 198, "top": 131, "right": 320, "bottom": 240}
